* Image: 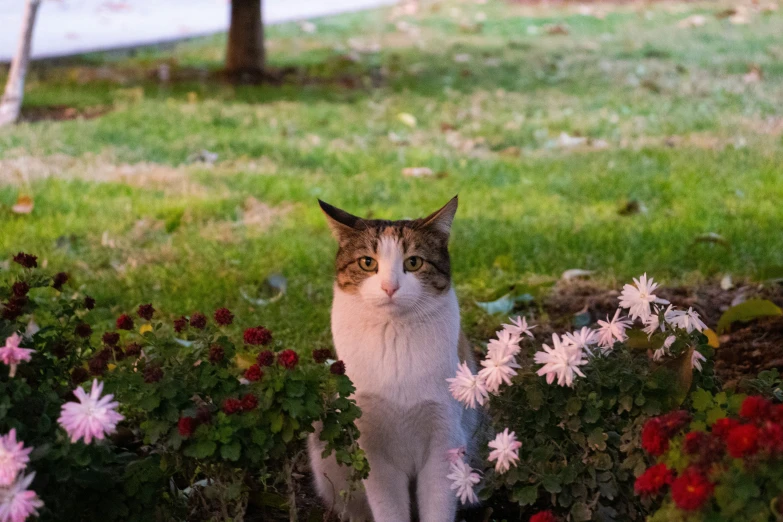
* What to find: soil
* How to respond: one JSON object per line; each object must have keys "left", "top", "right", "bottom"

{"left": 20, "top": 104, "right": 111, "bottom": 122}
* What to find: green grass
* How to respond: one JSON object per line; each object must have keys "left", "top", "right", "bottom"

{"left": 2, "top": 0, "right": 783, "bottom": 348}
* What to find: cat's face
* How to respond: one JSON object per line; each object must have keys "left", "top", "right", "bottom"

{"left": 320, "top": 197, "right": 457, "bottom": 315}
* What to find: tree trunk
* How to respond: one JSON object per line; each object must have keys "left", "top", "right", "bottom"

{"left": 225, "top": 0, "right": 264, "bottom": 81}
{"left": 0, "top": 0, "right": 41, "bottom": 127}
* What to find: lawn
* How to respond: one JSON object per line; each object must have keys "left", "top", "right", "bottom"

{"left": 2, "top": 0, "right": 783, "bottom": 351}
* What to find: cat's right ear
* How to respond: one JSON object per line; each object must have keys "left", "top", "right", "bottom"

{"left": 318, "top": 200, "right": 363, "bottom": 241}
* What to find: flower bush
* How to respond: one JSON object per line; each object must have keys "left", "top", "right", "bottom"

{"left": 447, "top": 274, "right": 718, "bottom": 521}
{"left": 1, "top": 253, "right": 367, "bottom": 521}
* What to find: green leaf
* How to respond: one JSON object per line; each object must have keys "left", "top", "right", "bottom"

{"left": 691, "top": 388, "right": 713, "bottom": 412}
{"left": 269, "top": 411, "right": 283, "bottom": 433}
{"left": 571, "top": 502, "right": 592, "bottom": 522}
{"left": 717, "top": 299, "right": 782, "bottom": 334}
{"left": 588, "top": 428, "right": 608, "bottom": 451}
{"left": 220, "top": 441, "right": 241, "bottom": 461}
{"left": 183, "top": 439, "right": 216, "bottom": 459}
{"left": 542, "top": 475, "right": 562, "bottom": 494}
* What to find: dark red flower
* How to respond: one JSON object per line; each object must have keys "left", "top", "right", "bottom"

{"left": 102, "top": 332, "right": 120, "bottom": 346}
{"left": 683, "top": 432, "right": 707, "bottom": 455}
{"left": 312, "top": 348, "right": 333, "bottom": 364}
{"left": 74, "top": 323, "right": 93, "bottom": 338}
{"left": 196, "top": 406, "right": 212, "bottom": 424}
{"left": 244, "top": 326, "right": 272, "bottom": 346}
{"left": 12, "top": 252, "right": 37, "bottom": 268}
{"left": 2, "top": 296, "right": 26, "bottom": 320}
{"left": 51, "top": 342, "right": 69, "bottom": 359}
{"left": 759, "top": 423, "right": 783, "bottom": 454}
{"left": 84, "top": 295, "right": 96, "bottom": 310}
{"left": 330, "top": 360, "right": 346, "bottom": 375}
{"left": 116, "top": 314, "right": 134, "bottom": 331}
{"left": 124, "top": 342, "right": 142, "bottom": 357}
{"left": 241, "top": 393, "right": 258, "bottom": 411}
{"left": 71, "top": 366, "right": 89, "bottom": 385}
{"left": 173, "top": 316, "right": 188, "bottom": 333}
{"left": 529, "top": 511, "right": 557, "bottom": 522}
{"left": 52, "top": 272, "right": 69, "bottom": 291}
{"left": 659, "top": 410, "right": 691, "bottom": 434}
{"left": 642, "top": 419, "right": 669, "bottom": 456}
{"left": 214, "top": 307, "right": 234, "bottom": 326}
{"left": 143, "top": 365, "right": 164, "bottom": 383}
{"left": 244, "top": 364, "right": 263, "bottom": 382}
{"left": 208, "top": 344, "right": 224, "bottom": 364}
{"left": 12, "top": 281, "right": 29, "bottom": 297}
{"left": 189, "top": 312, "right": 207, "bottom": 329}
{"left": 96, "top": 347, "right": 112, "bottom": 361}
{"left": 771, "top": 404, "right": 783, "bottom": 423}
{"left": 88, "top": 356, "right": 107, "bottom": 376}
{"left": 137, "top": 303, "right": 155, "bottom": 320}
{"left": 112, "top": 346, "right": 126, "bottom": 361}
{"left": 178, "top": 417, "right": 195, "bottom": 438}
{"left": 222, "top": 398, "right": 242, "bottom": 415}
{"left": 277, "top": 349, "right": 299, "bottom": 369}
{"left": 634, "top": 463, "right": 675, "bottom": 496}
{"left": 257, "top": 350, "right": 274, "bottom": 367}
{"left": 671, "top": 468, "right": 714, "bottom": 511}
{"left": 712, "top": 417, "right": 740, "bottom": 440}
{"left": 739, "top": 396, "right": 771, "bottom": 421}
{"left": 726, "top": 423, "right": 759, "bottom": 458}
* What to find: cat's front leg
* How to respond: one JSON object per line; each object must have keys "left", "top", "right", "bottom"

{"left": 416, "top": 446, "right": 458, "bottom": 522}
{"left": 363, "top": 454, "right": 411, "bottom": 522}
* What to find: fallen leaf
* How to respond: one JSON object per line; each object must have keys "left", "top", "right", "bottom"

{"left": 694, "top": 232, "right": 729, "bottom": 247}
{"left": 556, "top": 132, "right": 587, "bottom": 148}
{"left": 720, "top": 274, "right": 733, "bottom": 290}
{"left": 402, "top": 167, "right": 434, "bottom": 177}
{"left": 188, "top": 150, "right": 218, "bottom": 164}
{"left": 397, "top": 113, "right": 417, "bottom": 127}
{"left": 299, "top": 21, "right": 317, "bottom": 34}
{"left": 561, "top": 269, "right": 593, "bottom": 281}
{"left": 240, "top": 274, "right": 287, "bottom": 306}
{"left": 715, "top": 8, "right": 737, "bottom": 19}
{"left": 717, "top": 299, "right": 783, "bottom": 334}
{"left": 11, "top": 195, "right": 34, "bottom": 214}
{"left": 729, "top": 7, "right": 749, "bottom": 24}
{"left": 743, "top": 65, "right": 762, "bottom": 84}
{"left": 476, "top": 294, "right": 516, "bottom": 315}
{"left": 678, "top": 15, "right": 707, "bottom": 28}
{"left": 704, "top": 328, "right": 720, "bottom": 348}
{"left": 618, "top": 199, "right": 646, "bottom": 216}
{"left": 453, "top": 53, "right": 471, "bottom": 63}
{"left": 545, "top": 23, "right": 569, "bottom": 35}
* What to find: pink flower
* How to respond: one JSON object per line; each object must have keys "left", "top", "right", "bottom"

{"left": 596, "top": 309, "right": 632, "bottom": 351}
{"left": 0, "top": 334, "right": 35, "bottom": 378}
{"left": 446, "top": 446, "right": 466, "bottom": 464}
{"left": 0, "top": 430, "right": 32, "bottom": 487}
{"left": 0, "top": 472, "right": 43, "bottom": 522}
{"left": 488, "top": 428, "right": 522, "bottom": 473}
{"left": 57, "top": 379, "right": 124, "bottom": 444}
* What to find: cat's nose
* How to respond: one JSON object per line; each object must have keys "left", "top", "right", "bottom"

{"left": 381, "top": 281, "right": 399, "bottom": 297}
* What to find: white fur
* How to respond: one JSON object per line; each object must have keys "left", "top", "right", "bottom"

{"left": 309, "top": 236, "right": 476, "bottom": 522}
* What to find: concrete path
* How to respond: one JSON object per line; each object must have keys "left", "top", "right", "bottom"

{"left": 0, "top": 0, "right": 397, "bottom": 62}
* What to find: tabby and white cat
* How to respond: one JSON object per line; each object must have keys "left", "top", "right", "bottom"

{"left": 307, "top": 197, "right": 479, "bottom": 522}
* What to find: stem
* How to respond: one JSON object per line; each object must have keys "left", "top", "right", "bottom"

{"left": 284, "top": 457, "right": 298, "bottom": 522}
{"left": 0, "top": 0, "right": 41, "bottom": 126}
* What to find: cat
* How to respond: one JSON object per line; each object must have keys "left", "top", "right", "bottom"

{"left": 307, "top": 197, "right": 479, "bottom": 522}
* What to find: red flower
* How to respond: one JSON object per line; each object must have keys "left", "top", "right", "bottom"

{"left": 12, "top": 252, "right": 37, "bottom": 268}
{"left": 659, "top": 410, "right": 691, "bottom": 433}
{"left": 671, "top": 468, "right": 714, "bottom": 511}
{"left": 84, "top": 295, "right": 96, "bottom": 310}
{"left": 102, "top": 331, "right": 120, "bottom": 346}
{"left": 190, "top": 312, "right": 207, "bottom": 329}
{"left": 683, "top": 432, "right": 706, "bottom": 455}
{"left": 173, "top": 316, "right": 188, "bottom": 333}
{"left": 257, "top": 350, "right": 274, "bottom": 367}
{"left": 124, "top": 343, "right": 142, "bottom": 357}
{"left": 208, "top": 344, "right": 224, "bottom": 364}
{"left": 330, "top": 360, "right": 346, "bottom": 375}
{"left": 241, "top": 393, "right": 258, "bottom": 411}
{"left": 771, "top": 404, "right": 783, "bottom": 423}
{"left": 634, "top": 463, "right": 675, "bottom": 496}
{"left": 642, "top": 419, "right": 669, "bottom": 456}
{"left": 223, "top": 398, "right": 242, "bottom": 414}
{"left": 143, "top": 365, "right": 164, "bottom": 383}
{"left": 12, "top": 282, "right": 29, "bottom": 297}
{"left": 312, "top": 348, "right": 333, "bottom": 364}
{"left": 244, "top": 364, "right": 263, "bottom": 382}
{"left": 739, "top": 396, "right": 771, "bottom": 421}
{"left": 52, "top": 272, "right": 69, "bottom": 291}
{"left": 712, "top": 417, "right": 740, "bottom": 440}
{"left": 74, "top": 323, "right": 93, "bottom": 338}
{"left": 70, "top": 367, "right": 89, "bottom": 385}
{"left": 88, "top": 356, "right": 108, "bottom": 376}
{"left": 726, "top": 423, "right": 759, "bottom": 458}
{"left": 116, "top": 314, "right": 134, "bottom": 331}
{"left": 277, "top": 349, "right": 299, "bottom": 369}
{"left": 137, "top": 303, "right": 155, "bottom": 320}
{"left": 759, "top": 423, "right": 783, "bottom": 454}
{"left": 214, "top": 308, "right": 234, "bottom": 326}
{"left": 51, "top": 342, "right": 68, "bottom": 359}
{"left": 529, "top": 511, "right": 557, "bottom": 522}
{"left": 178, "top": 417, "right": 195, "bottom": 437}
{"left": 244, "top": 326, "right": 272, "bottom": 346}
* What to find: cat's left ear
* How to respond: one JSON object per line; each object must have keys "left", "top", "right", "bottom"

{"left": 419, "top": 196, "right": 458, "bottom": 235}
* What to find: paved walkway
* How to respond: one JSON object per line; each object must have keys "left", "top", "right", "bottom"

{"left": 0, "top": 0, "right": 397, "bottom": 62}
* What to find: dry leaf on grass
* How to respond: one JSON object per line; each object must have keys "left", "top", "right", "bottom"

{"left": 402, "top": 167, "right": 434, "bottom": 177}
{"left": 11, "top": 195, "right": 34, "bottom": 214}
{"left": 743, "top": 65, "right": 762, "bottom": 84}
{"left": 545, "top": 24, "right": 569, "bottom": 35}
{"left": 678, "top": 15, "right": 706, "bottom": 28}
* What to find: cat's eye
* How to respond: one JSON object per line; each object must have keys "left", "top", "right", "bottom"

{"left": 358, "top": 257, "right": 378, "bottom": 272}
{"left": 404, "top": 256, "right": 423, "bottom": 272}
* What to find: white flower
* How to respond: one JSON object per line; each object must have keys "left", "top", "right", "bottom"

{"left": 653, "top": 336, "right": 677, "bottom": 362}
{"left": 642, "top": 313, "right": 661, "bottom": 337}
{"left": 487, "top": 329, "right": 521, "bottom": 359}
{"left": 619, "top": 273, "right": 668, "bottom": 322}
{"left": 534, "top": 334, "right": 587, "bottom": 387}
{"left": 479, "top": 350, "right": 520, "bottom": 394}
{"left": 563, "top": 327, "right": 598, "bottom": 356}
{"left": 691, "top": 350, "right": 707, "bottom": 372}
{"left": 446, "top": 458, "right": 480, "bottom": 505}
{"left": 664, "top": 335, "right": 676, "bottom": 350}
{"left": 57, "top": 379, "right": 125, "bottom": 444}
{"left": 502, "top": 316, "right": 535, "bottom": 339}
{"left": 447, "top": 362, "right": 489, "bottom": 409}
{"left": 487, "top": 428, "right": 522, "bottom": 474}
{"left": 653, "top": 348, "right": 665, "bottom": 361}
{"left": 596, "top": 309, "right": 632, "bottom": 351}
{"left": 666, "top": 307, "right": 707, "bottom": 333}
